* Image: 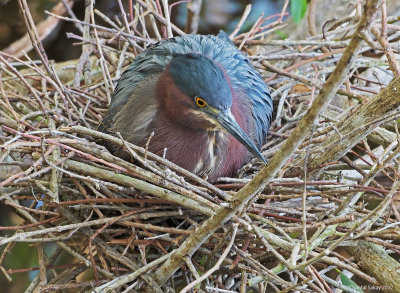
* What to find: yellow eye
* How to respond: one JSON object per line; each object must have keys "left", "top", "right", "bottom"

{"left": 195, "top": 97, "right": 207, "bottom": 107}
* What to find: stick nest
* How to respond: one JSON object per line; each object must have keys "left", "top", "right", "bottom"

{"left": 1, "top": 1, "right": 400, "bottom": 292}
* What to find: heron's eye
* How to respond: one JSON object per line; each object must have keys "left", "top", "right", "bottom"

{"left": 195, "top": 97, "right": 207, "bottom": 107}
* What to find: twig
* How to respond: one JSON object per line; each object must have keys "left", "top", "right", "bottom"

{"left": 179, "top": 224, "right": 238, "bottom": 293}
{"left": 230, "top": 4, "right": 252, "bottom": 38}
{"left": 161, "top": 0, "right": 173, "bottom": 38}
{"left": 185, "top": 0, "right": 202, "bottom": 34}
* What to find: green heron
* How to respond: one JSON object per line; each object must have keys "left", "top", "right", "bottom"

{"left": 99, "top": 32, "right": 273, "bottom": 182}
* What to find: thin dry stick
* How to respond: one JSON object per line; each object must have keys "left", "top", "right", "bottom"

{"left": 230, "top": 4, "right": 252, "bottom": 38}
{"left": 238, "top": 13, "right": 264, "bottom": 50}
{"left": 185, "top": 0, "right": 202, "bottom": 34}
{"left": 302, "top": 123, "right": 316, "bottom": 262}
{"left": 371, "top": 26, "right": 400, "bottom": 76}
{"left": 89, "top": 0, "right": 113, "bottom": 102}
{"left": 161, "top": 0, "right": 173, "bottom": 38}
{"left": 18, "top": 0, "right": 51, "bottom": 75}
{"left": 74, "top": 0, "right": 92, "bottom": 87}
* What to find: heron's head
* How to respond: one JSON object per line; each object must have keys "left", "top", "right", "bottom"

{"left": 158, "top": 53, "right": 265, "bottom": 163}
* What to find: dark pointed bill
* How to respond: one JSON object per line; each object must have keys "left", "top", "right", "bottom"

{"left": 217, "top": 110, "right": 266, "bottom": 164}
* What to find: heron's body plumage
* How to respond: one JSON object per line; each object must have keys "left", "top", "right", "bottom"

{"left": 99, "top": 32, "right": 273, "bottom": 181}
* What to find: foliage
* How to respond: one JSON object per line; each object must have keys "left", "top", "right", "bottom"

{"left": 291, "top": 0, "right": 308, "bottom": 24}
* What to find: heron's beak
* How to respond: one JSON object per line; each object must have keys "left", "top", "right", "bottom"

{"left": 216, "top": 110, "right": 266, "bottom": 164}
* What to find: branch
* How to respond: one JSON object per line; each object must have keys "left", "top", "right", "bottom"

{"left": 289, "top": 75, "right": 400, "bottom": 178}
{"left": 349, "top": 241, "right": 400, "bottom": 293}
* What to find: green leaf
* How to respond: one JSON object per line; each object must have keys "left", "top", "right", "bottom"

{"left": 336, "top": 269, "right": 364, "bottom": 293}
{"left": 291, "top": 0, "right": 307, "bottom": 24}
{"left": 199, "top": 254, "right": 207, "bottom": 267}
{"left": 275, "top": 30, "right": 288, "bottom": 40}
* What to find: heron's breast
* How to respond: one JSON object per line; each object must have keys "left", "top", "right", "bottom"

{"left": 192, "top": 131, "right": 227, "bottom": 177}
